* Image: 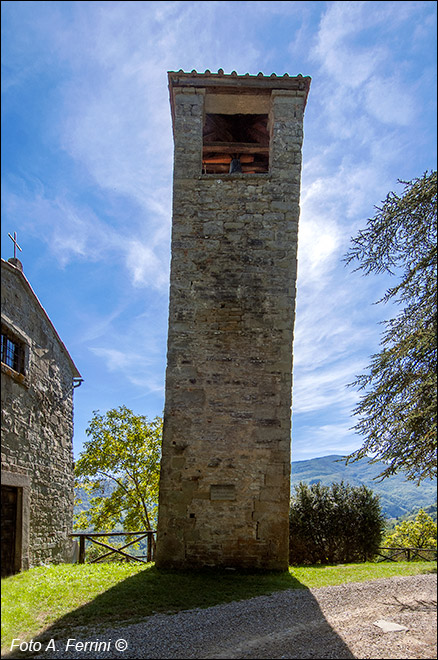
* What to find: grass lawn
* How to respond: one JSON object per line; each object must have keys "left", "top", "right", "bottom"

{"left": 2, "top": 560, "right": 436, "bottom": 654}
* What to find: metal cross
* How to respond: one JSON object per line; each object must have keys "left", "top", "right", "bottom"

{"left": 8, "top": 232, "right": 22, "bottom": 260}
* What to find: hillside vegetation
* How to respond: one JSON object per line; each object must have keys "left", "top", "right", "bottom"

{"left": 291, "top": 455, "right": 436, "bottom": 519}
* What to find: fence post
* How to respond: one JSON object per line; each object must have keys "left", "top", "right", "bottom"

{"left": 147, "top": 532, "right": 152, "bottom": 562}
{"left": 79, "top": 535, "right": 86, "bottom": 564}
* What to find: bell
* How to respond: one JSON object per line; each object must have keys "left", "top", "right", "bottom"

{"left": 229, "top": 158, "right": 242, "bottom": 174}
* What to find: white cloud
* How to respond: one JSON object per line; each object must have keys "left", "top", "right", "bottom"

{"left": 292, "top": 357, "right": 363, "bottom": 415}
{"left": 89, "top": 314, "right": 167, "bottom": 395}
{"left": 296, "top": 155, "right": 394, "bottom": 289}
{"left": 297, "top": 214, "right": 341, "bottom": 284}
{"left": 364, "top": 76, "right": 415, "bottom": 126}
{"left": 125, "top": 239, "right": 169, "bottom": 290}
{"left": 313, "top": 1, "right": 387, "bottom": 88}
{"left": 310, "top": 0, "right": 418, "bottom": 141}
{"left": 90, "top": 347, "right": 133, "bottom": 372}
{"left": 89, "top": 346, "right": 164, "bottom": 393}
{"left": 3, "top": 184, "right": 169, "bottom": 290}
{"left": 3, "top": 189, "right": 107, "bottom": 266}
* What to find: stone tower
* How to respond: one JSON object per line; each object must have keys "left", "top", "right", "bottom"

{"left": 156, "top": 69, "right": 311, "bottom": 570}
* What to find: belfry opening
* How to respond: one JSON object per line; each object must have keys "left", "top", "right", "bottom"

{"left": 202, "top": 113, "right": 270, "bottom": 174}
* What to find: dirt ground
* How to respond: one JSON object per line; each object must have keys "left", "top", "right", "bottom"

{"left": 206, "top": 574, "right": 437, "bottom": 659}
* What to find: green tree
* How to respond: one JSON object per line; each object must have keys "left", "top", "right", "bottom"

{"left": 383, "top": 509, "right": 437, "bottom": 549}
{"left": 289, "top": 481, "right": 385, "bottom": 565}
{"left": 344, "top": 171, "right": 437, "bottom": 481}
{"left": 74, "top": 406, "right": 162, "bottom": 533}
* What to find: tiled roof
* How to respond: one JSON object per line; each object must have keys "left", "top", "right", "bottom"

{"left": 169, "top": 68, "right": 310, "bottom": 82}
{"left": 167, "top": 69, "right": 311, "bottom": 118}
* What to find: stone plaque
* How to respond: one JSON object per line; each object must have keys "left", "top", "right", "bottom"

{"left": 210, "top": 484, "right": 236, "bottom": 501}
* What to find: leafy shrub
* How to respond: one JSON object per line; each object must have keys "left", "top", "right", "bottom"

{"left": 383, "top": 509, "right": 437, "bottom": 549}
{"left": 289, "top": 481, "right": 385, "bottom": 565}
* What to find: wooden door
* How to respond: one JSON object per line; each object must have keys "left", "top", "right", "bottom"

{"left": 1, "top": 485, "right": 18, "bottom": 577}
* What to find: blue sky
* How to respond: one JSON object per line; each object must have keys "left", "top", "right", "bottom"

{"left": 2, "top": 1, "right": 437, "bottom": 462}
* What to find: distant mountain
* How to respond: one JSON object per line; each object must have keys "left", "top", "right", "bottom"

{"left": 291, "top": 454, "right": 437, "bottom": 519}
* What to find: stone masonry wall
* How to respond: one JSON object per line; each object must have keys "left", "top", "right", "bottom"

{"left": 1, "top": 261, "right": 76, "bottom": 569}
{"left": 156, "top": 80, "right": 307, "bottom": 570}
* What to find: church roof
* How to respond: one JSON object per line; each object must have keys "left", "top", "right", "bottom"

{"left": 1, "top": 258, "right": 81, "bottom": 379}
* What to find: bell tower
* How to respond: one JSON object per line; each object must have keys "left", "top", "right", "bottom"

{"left": 156, "top": 69, "right": 311, "bottom": 570}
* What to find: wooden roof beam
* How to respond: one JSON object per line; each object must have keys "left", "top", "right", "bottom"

{"left": 203, "top": 143, "right": 269, "bottom": 155}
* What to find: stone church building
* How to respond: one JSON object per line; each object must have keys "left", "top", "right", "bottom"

{"left": 1, "top": 256, "right": 82, "bottom": 577}
{"left": 156, "top": 69, "right": 310, "bottom": 570}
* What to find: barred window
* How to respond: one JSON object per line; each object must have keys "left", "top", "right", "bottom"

{"left": 1, "top": 328, "right": 25, "bottom": 374}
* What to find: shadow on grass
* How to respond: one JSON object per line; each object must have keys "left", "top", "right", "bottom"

{"left": 4, "top": 564, "right": 355, "bottom": 659}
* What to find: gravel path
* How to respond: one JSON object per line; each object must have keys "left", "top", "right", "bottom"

{"left": 14, "top": 573, "right": 438, "bottom": 659}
